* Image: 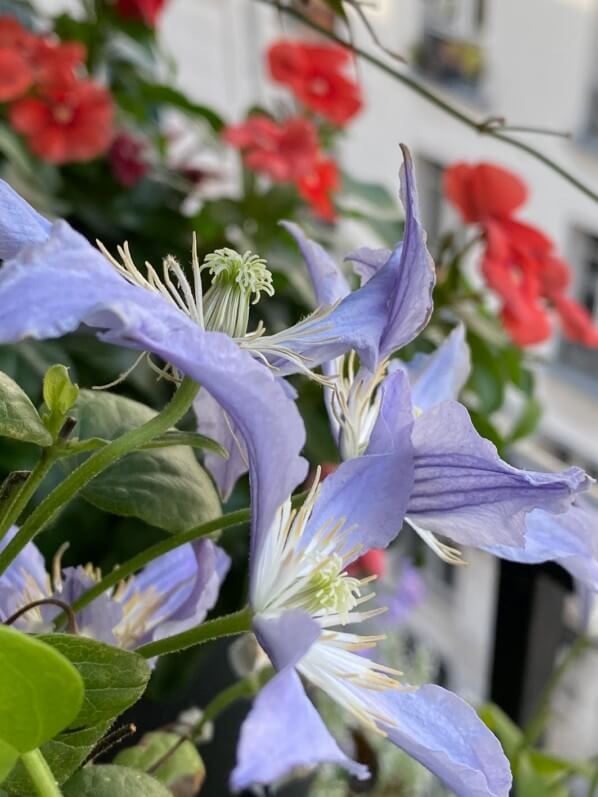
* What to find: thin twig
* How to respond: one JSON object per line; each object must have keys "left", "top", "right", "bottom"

{"left": 254, "top": 0, "right": 598, "bottom": 204}
{"left": 343, "top": 0, "right": 406, "bottom": 64}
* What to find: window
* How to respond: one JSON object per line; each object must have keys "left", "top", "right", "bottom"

{"left": 416, "top": 0, "right": 486, "bottom": 93}
{"left": 559, "top": 231, "right": 598, "bottom": 377}
{"left": 585, "top": 86, "right": 598, "bottom": 142}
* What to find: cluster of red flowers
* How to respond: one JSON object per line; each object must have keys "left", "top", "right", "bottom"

{"left": 0, "top": 17, "right": 113, "bottom": 164}
{"left": 223, "top": 39, "right": 362, "bottom": 221}
{"left": 268, "top": 39, "right": 363, "bottom": 126}
{"left": 223, "top": 115, "right": 339, "bottom": 221}
{"left": 115, "top": 0, "right": 166, "bottom": 28}
{"left": 445, "top": 162, "right": 598, "bottom": 347}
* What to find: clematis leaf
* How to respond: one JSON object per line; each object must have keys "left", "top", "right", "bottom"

{"left": 115, "top": 731, "right": 205, "bottom": 796}
{"left": 63, "top": 765, "right": 171, "bottom": 796}
{"left": 3, "top": 635, "right": 150, "bottom": 795}
{"left": 0, "top": 740, "right": 18, "bottom": 785}
{"left": 0, "top": 371, "right": 52, "bottom": 446}
{"left": 0, "top": 627, "right": 83, "bottom": 753}
{"left": 65, "top": 390, "right": 221, "bottom": 532}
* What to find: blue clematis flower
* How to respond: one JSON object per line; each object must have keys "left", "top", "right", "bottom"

{"left": 231, "top": 393, "right": 512, "bottom": 795}
{"left": 284, "top": 160, "right": 590, "bottom": 558}
{"left": 0, "top": 527, "right": 229, "bottom": 652}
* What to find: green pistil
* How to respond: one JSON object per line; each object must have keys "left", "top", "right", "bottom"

{"left": 202, "top": 248, "right": 274, "bottom": 337}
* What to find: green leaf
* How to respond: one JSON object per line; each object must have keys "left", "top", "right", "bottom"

{"left": 66, "top": 390, "right": 221, "bottom": 532}
{"left": 321, "top": 0, "right": 348, "bottom": 20}
{"left": 0, "top": 627, "right": 84, "bottom": 753}
{"left": 0, "top": 740, "right": 18, "bottom": 785}
{"left": 3, "top": 635, "right": 151, "bottom": 794}
{"left": 114, "top": 731, "right": 205, "bottom": 795}
{"left": 133, "top": 82, "right": 224, "bottom": 131}
{"left": 0, "top": 371, "right": 52, "bottom": 446}
{"left": 63, "top": 765, "right": 171, "bottom": 796}
{"left": 517, "top": 753, "right": 570, "bottom": 797}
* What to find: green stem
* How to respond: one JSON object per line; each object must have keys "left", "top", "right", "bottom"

{"left": 67, "top": 490, "right": 308, "bottom": 620}
{"left": 0, "top": 377, "right": 199, "bottom": 577}
{"left": 21, "top": 749, "right": 63, "bottom": 797}
{"left": 254, "top": 0, "right": 598, "bottom": 204}
{"left": 137, "top": 606, "right": 253, "bottom": 659}
{"left": 0, "top": 452, "right": 56, "bottom": 545}
{"left": 587, "top": 760, "right": 598, "bottom": 797}
{"left": 521, "top": 635, "right": 590, "bottom": 749}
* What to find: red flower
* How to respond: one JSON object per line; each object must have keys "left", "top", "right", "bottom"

{"left": 445, "top": 161, "right": 598, "bottom": 348}
{"left": 268, "top": 39, "right": 362, "bottom": 126}
{"left": 10, "top": 79, "right": 114, "bottom": 164}
{"left": 223, "top": 115, "right": 319, "bottom": 182}
{"left": 33, "top": 39, "right": 86, "bottom": 87}
{"left": 297, "top": 158, "right": 340, "bottom": 222}
{"left": 347, "top": 549, "right": 386, "bottom": 578}
{"left": 115, "top": 0, "right": 166, "bottom": 27}
{"left": 0, "top": 17, "right": 36, "bottom": 101}
{"left": 108, "top": 132, "right": 148, "bottom": 186}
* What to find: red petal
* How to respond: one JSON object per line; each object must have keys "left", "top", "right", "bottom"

{"left": 444, "top": 162, "right": 527, "bottom": 222}
{"left": 552, "top": 295, "right": 598, "bottom": 347}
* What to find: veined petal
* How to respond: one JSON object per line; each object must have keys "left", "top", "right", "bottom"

{"left": 125, "top": 540, "right": 231, "bottom": 644}
{"left": 404, "top": 323, "right": 471, "bottom": 410}
{"left": 193, "top": 390, "right": 248, "bottom": 501}
{"left": 230, "top": 668, "right": 368, "bottom": 792}
{"left": 0, "top": 180, "right": 52, "bottom": 259}
{"left": 342, "top": 682, "right": 511, "bottom": 797}
{"left": 346, "top": 245, "right": 392, "bottom": 285}
{"left": 377, "top": 145, "right": 435, "bottom": 359}
{"left": 0, "top": 212, "right": 308, "bottom": 545}
{"left": 486, "top": 501, "right": 598, "bottom": 590}
{"left": 281, "top": 221, "right": 350, "bottom": 305}
{"left": 408, "top": 401, "right": 590, "bottom": 548}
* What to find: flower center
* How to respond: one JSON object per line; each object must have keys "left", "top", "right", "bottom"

{"left": 307, "top": 554, "right": 362, "bottom": 615}
{"left": 53, "top": 104, "right": 74, "bottom": 124}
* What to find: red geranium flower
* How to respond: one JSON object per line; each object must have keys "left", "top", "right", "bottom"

{"left": 223, "top": 115, "right": 319, "bottom": 182}
{"left": 33, "top": 38, "right": 87, "bottom": 87}
{"left": 108, "top": 132, "right": 148, "bottom": 186}
{"left": 0, "top": 16, "right": 37, "bottom": 101}
{"left": 297, "top": 158, "right": 340, "bottom": 222}
{"left": 115, "top": 0, "right": 167, "bottom": 27}
{"left": 10, "top": 79, "right": 114, "bottom": 164}
{"left": 445, "top": 162, "right": 598, "bottom": 348}
{"left": 347, "top": 548, "right": 386, "bottom": 578}
{"left": 268, "top": 39, "right": 362, "bottom": 126}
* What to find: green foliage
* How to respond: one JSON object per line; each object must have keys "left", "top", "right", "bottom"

{"left": 63, "top": 765, "right": 171, "bottom": 796}
{"left": 4, "top": 635, "right": 151, "bottom": 794}
{"left": 0, "top": 371, "right": 52, "bottom": 447}
{"left": 0, "top": 627, "right": 83, "bottom": 753}
{"left": 65, "top": 390, "right": 221, "bottom": 532}
{"left": 42, "top": 364, "right": 80, "bottom": 439}
{"left": 0, "top": 741, "right": 18, "bottom": 786}
{"left": 115, "top": 731, "right": 205, "bottom": 795}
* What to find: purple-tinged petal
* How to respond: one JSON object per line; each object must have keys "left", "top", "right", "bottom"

{"left": 0, "top": 527, "right": 49, "bottom": 612}
{"left": 408, "top": 401, "right": 590, "bottom": 548}
{"left": 193, "top": 390, "right": 248, "bottom": 501}
{"left": 406, "top": 324, "right": 471, "bottom": 410}
{"left": 143, "top": 540, "right": 230, "bottom": 642}
{"left": 366, "top": 368, "right": 414, "bottom": 456}
{"left": 0, "top": 180, "right": 52, "bottom": 259}
{"left": 263, "top": 147, "right": 434, "bottom": 374}
{"left": 384, "top": 561, "right": 426, "bottom": 624}
{"left": 377, "top": 146, "right": 435, "bottom": 359}
{"left": 486, "top": 501, "right": 598, "bottom": 590}
{"left": 231, "top": 668, "right": 368, "bottom": 792}
{"left": 57, "top": 567, "right": 122, "bottom": 645}
{"left": 344, "top": 683, "right": 511, "bottom": 797}
{"left": 254, "top": 610, "right": 320, "bottom": 670}
{"left": 281, "top": 221, "right": 350, "bottom": 305}
{"left": 0, "top": 219, "right": 308, "bottom": 548}
{"left": 346, "top": 245, "right": 392, "bottom": 285}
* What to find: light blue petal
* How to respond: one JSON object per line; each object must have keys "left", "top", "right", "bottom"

{"left": 408, "top": 401, "right": 591, "bottom": 548}
{"left": 406, "top": 324, "right": 471, "bottom": 410}
{"left": 281, "top": 221, "right": 350, "bottom": 305}
{"left": 377, "top": 147, "right": 435, "bottom": 359}
{"left": 193, "top": 390, "right": 248, "bottom": 501}
{"left": 58, "top": 567, "right": 122, "bottom": 645}
{"left": 254, "top": 610, "right": 320, "bottom": 670}
{"left": 346, "top": 245, "right": 392, "bottom": 285}
{"left": 486, "top": 501, "right": 598, "bottom": 590}
{"left": 0, "top": 180, "right": 52, "bottom": 259}
{"left": 291, "top": 370, "right": 413, "bottom": 565}
{"left": 0, "top": 527, "right": 49, "bottom": 607}
{"left": 0, "top": 215, "right": 308, "bottom": 547}
{"left": 231, "top": 668, "right": 368, "bottom": 792}
{"left": 344, "top": 683, "right": 511, "bottom": 797}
